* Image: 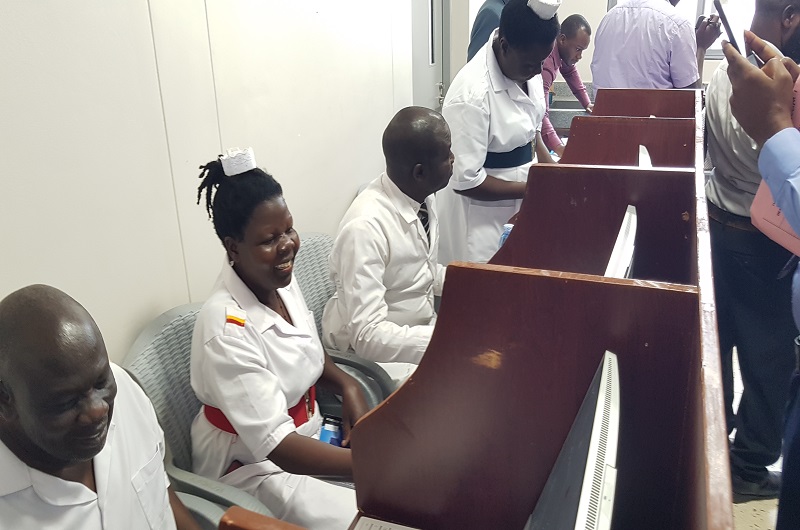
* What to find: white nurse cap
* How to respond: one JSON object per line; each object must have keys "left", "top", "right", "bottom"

{"left": 220, "top": 147, "right": 257, "bottom": 177}
{"left": 527, "top": 0, "right": 561, "bottom": 19}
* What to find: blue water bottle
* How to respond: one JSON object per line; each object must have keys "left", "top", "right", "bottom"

{"left": 499, "top": 223, "right": 514, "bottom": 248}
{"left": 319, "top": 415, "right": 343, "bottom": 447}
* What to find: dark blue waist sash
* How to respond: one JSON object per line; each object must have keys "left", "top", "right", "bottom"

{"left": 483, "top": 141, "right": 533, "bottom": 169}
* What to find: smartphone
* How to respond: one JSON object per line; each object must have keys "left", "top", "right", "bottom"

{"left": 712, "top": 0, "right": 765, "bottom": 66}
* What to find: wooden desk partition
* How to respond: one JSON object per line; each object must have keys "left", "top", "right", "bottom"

{"left": 491, "top": 164, "right": 698, "bottom": 285}
{"left": 218, "top": 507, "right": 304, "bottom": 530}
{"left": 493, "top": 89, "right": 731, "bottom": 529}
{"left": 351, "top": 264, "right": 710, "bottom": 529}
{"left": 592, "top": 88, "right": 697, "bottom": 118}
{"left": 559, "top": 116, "right": 696, "bottom": 167}
{"left": 349, "top": 88, "right": 731, "bottom": 530}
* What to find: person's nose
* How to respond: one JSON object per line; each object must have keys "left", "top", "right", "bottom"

{"left": 77, "top": 391, "right": 109, "bottom": 425}
{"left": 277, "top": 234, "right": 295, "bottom": 255}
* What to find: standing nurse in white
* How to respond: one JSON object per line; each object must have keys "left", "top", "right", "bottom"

{"left": 439, "top": 0, "right": 561, "bottom": 263}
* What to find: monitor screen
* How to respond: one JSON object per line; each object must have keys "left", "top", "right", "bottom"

{"left": 527, "top": 350, "right": 620, "bottom": 530}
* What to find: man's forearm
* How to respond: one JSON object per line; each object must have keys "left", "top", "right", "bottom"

{"left": 455, "top": 175, "right": 527, "bottom": 200}
{"left": 697, "top": 47, "right": 708, "bottom": 83}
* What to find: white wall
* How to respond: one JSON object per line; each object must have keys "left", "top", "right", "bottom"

{"left": 1, "top": 1, "right": 414, "bottom": 362}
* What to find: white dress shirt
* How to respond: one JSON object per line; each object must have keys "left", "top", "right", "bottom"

{"left": 322, "top": 173, "right": 446, "bottom": 364}
{"left": 706, "top": 59, "right": 762, "bottom": 217}
{"left": 440, "top": 29, "right": 546, "bottom": 263}
{"left": 0, "top": 365, "right": 176, "bottom": 530}
{"left": 591, "top": 0, "right": 699, "bottom": 90}
{"left": 190, "top": 261, "right": 355, "bottom": 529}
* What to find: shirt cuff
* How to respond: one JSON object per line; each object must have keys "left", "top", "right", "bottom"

{"left": 253, "top": 419, "right": 296, "bottom": 461}
{"left": 450, "top": 168, "right": 487, "bottom": 191}
{"left": 759, "top": 128, "right": 800, "bottom": 185}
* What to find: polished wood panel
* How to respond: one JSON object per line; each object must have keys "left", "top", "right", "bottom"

{"left": 559, "top": 116, "right": 696, "bottom": 167}
{"left": 491, "top": 164, "right": 698, "bottom": 285}
{"left": 592, "top": 88, "right": 697, "bottom": 118}
{"left": 218, "top": 507, "right": 305, "bottom": 530}
{"left": 352, "top": 264, "right": 705, "bottom": 530}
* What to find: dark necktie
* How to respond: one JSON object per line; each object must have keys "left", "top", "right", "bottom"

{"left": 418, "top": 202, "right": 430, "bottom": 244}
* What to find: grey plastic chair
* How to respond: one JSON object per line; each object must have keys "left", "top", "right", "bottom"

{"left": 122, "top": 304, "right": 274, "bottom": 517}
{"left": 292, "top": 232, "right": 397, "bottom": 410}
{"left": 175, "top": 492, "right": 227, "bottom": 530}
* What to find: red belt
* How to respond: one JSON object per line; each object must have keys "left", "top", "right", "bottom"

{"left": 203, "top": 386, "right": 316, "bottom": 434}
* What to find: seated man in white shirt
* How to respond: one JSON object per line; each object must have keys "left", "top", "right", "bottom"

{"left": 0, "top": 284, "right": 200, "bottom": 530}
{"left": 322, "top": 107, "right": 453, "bottom": 372}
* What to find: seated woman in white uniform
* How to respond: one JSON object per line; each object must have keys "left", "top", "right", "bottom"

{"left": 189, "top": 148, "right": 369, "bottom": 530}
{"left": 438, "top": 0, "right": 561, "bottom": 264}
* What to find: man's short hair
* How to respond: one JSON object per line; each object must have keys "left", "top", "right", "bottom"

{"left": 561, "top": 14, "right": 591, "bottom": 38}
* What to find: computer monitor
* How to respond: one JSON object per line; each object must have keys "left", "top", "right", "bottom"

{"left": 604, "top": 206, "right": 637, "bottom": 279}
{"left": 527, "top": 350, "right": 621, "bottom": 530}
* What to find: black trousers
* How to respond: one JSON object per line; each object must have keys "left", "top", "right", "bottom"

{"left": 710, "top": 217, "right": 798, "bottom": 481}
{"left": 777, "top": 368, "right": 800, "bottom": 530}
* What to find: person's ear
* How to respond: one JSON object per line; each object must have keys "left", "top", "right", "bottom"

{"left": 499, "top": 36, "right": 510, "bottom": 56}
{"left": 412, "top": 163, "right": 425, "bottom": 183}
{"left": 783, "top": 5, "right": 799, "bottom": 33}
{"left": 0, "top": 382, "right": 17, "bottom": 423}
{"left": 223, "top": 237, "right": 240, "bottom": 265}
{"left": 558, "top": 34, "right": 567, "bottom": 45}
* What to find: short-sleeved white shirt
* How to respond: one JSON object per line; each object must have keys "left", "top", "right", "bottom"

{"left": 190, "top": 261, "right": 325, "bottom": 480}
{"left": 591, "top": 0, "right": 699, "bottom": 90}
{"left": 0, "top": 365, "right": 176, "bottom": 530}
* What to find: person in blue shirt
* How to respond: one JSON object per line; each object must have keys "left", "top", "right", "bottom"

{"left": 724, "top": 29, "right": 800, "bottom": 530}
{"left": 467, "top": 0, "right": 508, "bottom": 61}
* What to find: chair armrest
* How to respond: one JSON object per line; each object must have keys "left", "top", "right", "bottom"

{"left": 326, "top": 349, "right": 397, "bottom": 397}
{"left": 175, "top": 492, "right": 227, "bottom": 530}
{"left": 219, "top": 506, "right": 305, "bottom": 530}
{"left": 166, "top": 461, "right": 274, "bottom": 517}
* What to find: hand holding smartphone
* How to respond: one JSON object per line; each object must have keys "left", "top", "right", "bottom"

{"left": 713, "top": 0, "right": 765, "bottom": 66}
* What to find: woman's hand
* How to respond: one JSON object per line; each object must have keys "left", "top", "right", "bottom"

{"left": 317, "top": 352, "right": 371, "bottom": 446}
{"left": 340, "top": 380, "right": 370, "bottom": 447}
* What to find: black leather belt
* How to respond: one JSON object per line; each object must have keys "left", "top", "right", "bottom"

{"left": 484, "top": 141, "right": 534, "bottom": 169}
{"left": 707, "top": 200, "right": 759, "bottom": 233}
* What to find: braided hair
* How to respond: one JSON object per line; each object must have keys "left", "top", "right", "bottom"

{"left": 196, "top": 158, "right": 283, "bottom": 244}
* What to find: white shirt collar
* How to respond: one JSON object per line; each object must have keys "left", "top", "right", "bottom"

{"left": 380, "top": 173, "right": 431, "bottom": 224}
{"left": 220, "top": 258, "right": 307, "bottom": 336}
{"left": 486, "top": 29, "right": 515, "bottom": 94}
{"left": 0, "top": 415, "right": 117, "bottom": 506}
{"left": 0, "top": 438, "right": 33, "bottom": 497}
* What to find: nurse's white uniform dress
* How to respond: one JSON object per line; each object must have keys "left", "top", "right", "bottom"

{"left": 439, "top": 28, "right": 546, "bottom": 264}
{"left": 190, "top": 261, "right": 356, "bottom": 530}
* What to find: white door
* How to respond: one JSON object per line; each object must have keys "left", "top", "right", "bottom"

{"left": 412, "top": 0, "right": 445, "bottom": 110}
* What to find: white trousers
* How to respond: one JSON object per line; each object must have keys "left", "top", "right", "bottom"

{"left": 224, "top": 467, "right": 356, "bottom": 530}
